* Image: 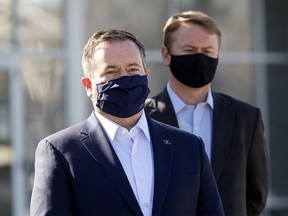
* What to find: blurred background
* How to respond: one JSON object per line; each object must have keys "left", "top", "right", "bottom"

{"left": 0, "top": 0, "right": 287, "bottom": 215}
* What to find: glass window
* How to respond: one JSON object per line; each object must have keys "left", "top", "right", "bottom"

{"left": 19, "top": 0, "right": 64, "bottom": 50}
{"left": 21, "top": 57, "right": 65, "bottom": 197}
{"left": 0, "top": 0, "right": 13, "bottom": 51}
{"left": 0, "top": 70, "right": 12, "bottom": 216}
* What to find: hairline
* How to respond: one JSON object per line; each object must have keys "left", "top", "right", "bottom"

{"left": 81, "top": 30, "right": 147, "bottom": 78}
{"left": 163, "top": 11, "right": 222, "bottom": 52}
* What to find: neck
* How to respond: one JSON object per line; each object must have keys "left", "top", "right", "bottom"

{"left": 169, "top": 74, "right": 210, "bottom": 105}
{"left": 96, "top": 108, "right": 142, "bottom": 131}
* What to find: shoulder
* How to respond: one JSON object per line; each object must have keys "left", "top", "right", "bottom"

{"left": 46, "top": 122, "right": 84, "bottom": 142}
{"left": 145, "top": 88, "right": 169, "bottom": 108}
{"left": 37, "top": 111, "right": 100, "bottom": 153}
{"left": 213, "top": 92, "right": 265, "bottom": 128}
{"left": 40, "top": 112, "right": 98, "bottom": 147}
{"left": 213, "top": 91, "right": 261, "bottom": 113}
{"left": 37, "top": 122, "right": 85, "bottom": 151}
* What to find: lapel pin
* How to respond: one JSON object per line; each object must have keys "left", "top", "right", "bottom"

{"left": 163, "top": 139, "right": 171, "bottom": 145}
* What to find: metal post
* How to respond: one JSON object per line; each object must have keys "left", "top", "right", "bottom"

{"left": 10, "top": 0, "right": 28, "bottom": 214}
{"left": 64, "top": 0, "right": 89, "bottom": 127}
{"left": 10, "top": 55, "right": 27, "bottom": 216}
{"left": 252, "top": 0, "right": 269, "bottom": 143}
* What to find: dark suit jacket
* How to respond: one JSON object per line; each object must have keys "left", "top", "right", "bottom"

{"left": 30, "top": 112, "right": 224, "bottom": 216}
{"left": 144, "top": 88, "right": 269, "bottom": 216}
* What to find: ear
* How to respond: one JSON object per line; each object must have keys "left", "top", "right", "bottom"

{"left": 145, "top": 68, "right": 150, "bottom": 77}
{"left": 161, "top": 46, "right": 171, "bottom": 66}
{"left": 81, "top": 77, "right": 93, "bottom": 98}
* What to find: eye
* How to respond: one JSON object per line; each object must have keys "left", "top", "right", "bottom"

{"left": 180, "top": 45, "right": 196, "bottom": 51}
{"left": 202, "top": 48, "right": 215, "bottom": 55}
{"left": 105, "top": 70, "right": 116, "bottom": 75}
{"left": 128, "top": 67, "right": 140, "bottom": 73}
{"left": 182, "top": 48, "right": 197, "bottom": 55}
{"left": 202, "top": 51, "right": 211, "bottom": 56}
{"left": 183, "top": 49, "right": 192, "bottom": 53}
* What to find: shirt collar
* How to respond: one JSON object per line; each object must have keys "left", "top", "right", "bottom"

{"left": 206, "top": 88, "right": 214, "bottom": 109}
{"left": 95, "top": 111, "right": 151, "bottom": 143}
{"left": 166, "top": 82, "right": 214, "bottom": 114}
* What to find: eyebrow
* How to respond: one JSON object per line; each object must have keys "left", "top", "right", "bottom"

{"left": 104, "top": 65, "right": 117, "bottom": 70}
{"left": 104, "top": 63, "right": 141, "bottom": 69}
{"left": 127, "top": 63, "right": 141, "bottom": 67}
{"left": 182, "top": 44, "right": 214, "bottom": 50}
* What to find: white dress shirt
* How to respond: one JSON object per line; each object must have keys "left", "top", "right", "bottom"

{"left": 167, "top": 82, "right": 214, "bottom": 160}
{"left": 95, "top": 111, "right": 154, "bottom": 216}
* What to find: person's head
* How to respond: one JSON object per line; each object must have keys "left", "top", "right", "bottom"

{"left": 81, "top": 29, "right": 150, "bottom": 120}
{"left": 81, "top": 29, "right": 148, "bottom": 79}
{"left": 162, "top": 11, "right": 221, "bottom": 89}
{"left": 163, "top": 11, "right": 221, "bottom": 55}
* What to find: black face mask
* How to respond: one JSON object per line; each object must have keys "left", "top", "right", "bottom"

{"left": 169, "top": 53, "right": 218, "bottom": 88}
{"left": 96, "top": 75, "right": 150, "bottom": 118}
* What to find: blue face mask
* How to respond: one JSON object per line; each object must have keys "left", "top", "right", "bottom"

{"left": 96, "top": 75, "right": 150, "bottom": 118}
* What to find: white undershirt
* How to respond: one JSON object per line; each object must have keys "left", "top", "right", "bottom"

{"left": 167, "top": 82, "right": 214, "bottom": 161}
{"left": 95, "top": 111, "right": 154, "bottom": 216}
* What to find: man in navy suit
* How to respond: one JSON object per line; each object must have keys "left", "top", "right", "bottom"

{"left": 30, "top": 29, "right": 224, "bottom": 215}
{"left": 144, "top": 11, "right": 269, "bottom": 216}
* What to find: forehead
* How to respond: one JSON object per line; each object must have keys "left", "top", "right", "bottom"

{"left": 93, "top": 40, "right": 142, "bottom": 62}
{"left": 171, "top": 23, "right": 218, "bottom": 47}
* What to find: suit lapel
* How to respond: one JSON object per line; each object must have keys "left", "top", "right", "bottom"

{"left": 80, "top": 113, "right": 143, "bottom": 215}
{"left": 146, "top": 117, "right": 174, "bottom": 216}
{"left": 211, "top": 92, "right": 234, "bottom": 182}
{"left": 148, "top": 88, "right": 179, "bottom": 128}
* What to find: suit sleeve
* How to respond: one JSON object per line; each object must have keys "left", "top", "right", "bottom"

{"left": 246, "top": 109, "right": 269, "bottom": 215}
{"left": 197, "top": 137, "right": 225, "bottom": 216}
{"left": 30, "top": 139, "right": 74, "bottom": 216}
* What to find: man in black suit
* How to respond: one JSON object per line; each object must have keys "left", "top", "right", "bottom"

{"left": 30, "top": 29, "right": 224, "bottom": 215}
{"left": 145, "top": 11, "right": 269, "bottom": 216}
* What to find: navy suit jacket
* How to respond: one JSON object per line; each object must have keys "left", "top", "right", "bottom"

{"left": 30, "top": 112, "right": 224, "bottom": 216}
{"left": 144, "top": 88, "right": 269, "bottom": 216}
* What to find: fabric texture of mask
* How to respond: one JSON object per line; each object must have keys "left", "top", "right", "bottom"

{"left": 170, "top": 53, "right": 218, "bottom": 88}
{"left": 96, "top": 75, "right": 150, "bottom": 118}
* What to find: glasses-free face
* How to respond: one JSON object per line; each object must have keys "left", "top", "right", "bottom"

{"left": 81, "top": 40, "right": 149, "bottom": 103}
{"left": 164, "top": 23, "right": 219, "bottom": 61}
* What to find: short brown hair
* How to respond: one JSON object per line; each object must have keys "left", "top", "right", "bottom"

{"left": 163, "top": 11, "right": 221, "bottom": 52}
{"left": 81, "top": 29, "right": 147, "bottom": 78}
